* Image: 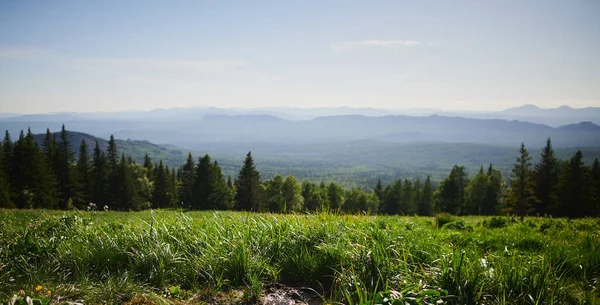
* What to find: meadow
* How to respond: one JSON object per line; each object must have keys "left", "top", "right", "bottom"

{"left": 1, "top": 210, "right": 599, "bottom": 305}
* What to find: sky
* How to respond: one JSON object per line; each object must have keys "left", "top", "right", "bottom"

{"left": 1, "top": 0, "right": 599, "bottom": 114}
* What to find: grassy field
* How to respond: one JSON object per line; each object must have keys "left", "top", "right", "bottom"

{"left": 1, "top": 210, "right": 599, "bottom": 304}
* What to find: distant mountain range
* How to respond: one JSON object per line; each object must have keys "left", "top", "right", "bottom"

{"left": 2, "top": 111, "right": 599, "bottom": 150}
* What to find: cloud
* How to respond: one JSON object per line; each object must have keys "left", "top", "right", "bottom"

{"left": 331, "top": 40, "right": 439, "bottom": 52}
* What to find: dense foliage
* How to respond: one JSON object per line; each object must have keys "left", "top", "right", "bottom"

{"left": 1, "top": 127, "right": 599, "bottom": 217}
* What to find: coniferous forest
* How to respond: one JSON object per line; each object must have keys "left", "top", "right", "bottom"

{"left": 1, "top": 125, "right": 599, "bottom": 218}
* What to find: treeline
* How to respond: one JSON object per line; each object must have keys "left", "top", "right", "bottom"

{"left": 0, "top": 127, "right": 599, "bottom": 217}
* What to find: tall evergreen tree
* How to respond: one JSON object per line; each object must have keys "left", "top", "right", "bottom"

{"left": 436, "top": 165, "right": 469, "bottom": 215}
{"left": 592, "top": 159, "right": 600, "bottom": 215}
{"left": 180, "top": 153, "right": 195, "bottom": 209}
{"left": 206, "top": 161, "right": 233, "bottom": 210}
{"left": 76, "top": 139, "right": 92, "bottom": 208}
{"left": 555, "top": 150, "right": 595, "bottom": 217}
{"left": 193, "top": 155, "right": 213, "bottom": 209}
{"left": 91, "top": 141, "right": 109, "bottom": 206}
{"left": 485, "top": 165, "right": 504, "bottom": 215}
{"left": 464, "top": 167, "right": 488, "bottom": 215}
{"left": 506, "top": 143, "right": 537, "bottom": 220}
{"left": 56, "top": 125, "right": 76, "bottom": 209}
{"left": 114, "top": 154, "right": 141, "bottom": 211}
{"left": 42, "top": 128, "right": 58, "bottom": 167}
{"left": 533, "top": 138, "right": 559, "bottom": 215}
{"left": 234, "top": 152, "right": 262, "bottom": 211}
{"left": 152, "top": 160, "right": 170, "bottom": 209}
{"left": 11, "top": 129, "right": 58, "bottom": 209}
{"left": 419, "top": 176, "right": 433, "bottom": 216}
{"left": 374, "top": 179, "right": 384, "bottom": 207}
{"left": 2, "top": 131, "right": 12, "bottom": 174}
{"left": 0, "top": 143, "right": 13, "bottom": 208}
{"left": 412, "top": 179, "right": 422, "bottom": 215}
{"left": 382, "top": 180, "right": 402, "bottom": 214}
{"left": 143, "top": 153, "right": 153, "bottom": 180}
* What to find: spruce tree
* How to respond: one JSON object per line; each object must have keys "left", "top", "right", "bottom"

{"left": 234, "top": 152, "right": 262, "bottom": 211}
{"left": 419, "top": 176, "right": 433, "bottom": 216}
{"left": 592, "top": 159, "right": 600, "bottom": 215}
{"left": 533, "top": 138, "right": 559, "bottom": 215}
{"left": 556, "top": 150, "right": 594, "bottom": 217}
{"left": 180, "top": 153, "right": 195, "bottom": 209}
{"left": 143, "top": 153, "right": 153, "bottom": 180}
{"left": 207, "top": 161, "right": 233, "bottom": 210}
{"left": 91, "top": 141, "right": 109, "bottom": 207}
{"left": 114, "top": 154, "right": 140, "bottom": 211}
{"left": 374, "top": 179, "right": 384, "bottom": 207}
{"left": 506, "top": 143, "right": 537, "bottom": 221}
{"left": 76, "top": 139, "right": 92, "bottom": 208}
{"left": 465, "top": 167, "right": 488, "bottom": 215}
{"left": 193, "top": 155, "right": 213, "bottom": 209}
{"left": 11, "top": 129, "right": 58, "bottom": 209}
{"left": 436, "top": 165, "right": 469, "bottom": 215}
{"left": 485, "top": 165, "right": 504, "bottom": 215}
{"left": 382, "top": 180, "right": 402, "bottom": 214}
{"left": 0, "top": 143, "right": 13, "bottom": 208}
{"left": 152, "top": 160, "right": 169, "bottom": 209}
{"left": 56, "top": 125, "right": 76, "bottom": 209}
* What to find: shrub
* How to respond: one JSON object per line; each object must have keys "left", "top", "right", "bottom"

{"left": 484, "top": 216, "right": 508, "bottom": 229}
{"left": 434, "top": 213, "right": 455, "bottom": 228}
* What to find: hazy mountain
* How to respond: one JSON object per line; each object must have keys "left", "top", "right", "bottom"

{"left": 3, "top": 113, "right": 599, "bottom": 150}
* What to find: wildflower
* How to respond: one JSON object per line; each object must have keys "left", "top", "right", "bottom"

{"left": 104, "top": 205, "right": 109, "bottom": 211}
{"left": 18, "top": 289, "right": 25, "bottom": 295}
{"left": 47, "top": 290, "right": 52, "bottom": 296}
{"left": 35, "top": 285, "right": 43, "bottom": 292}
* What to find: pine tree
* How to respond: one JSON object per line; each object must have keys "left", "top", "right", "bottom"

{"left": 374, "top": 179, "right": 384, "bottom": 207}
{"left": 506, "top": 143, "right": 537, "bottom": 221}
{"left": 91, "top": 141, "right": 109, "bottom": 207}
{"left": 327, "top": 182, "right": 345, "bottom": 211}
{"left": 555, "top": 150, "right": 595, "bottom": 217}
{"left": 143, "top": 153, "right": 153, "bottom": 180}
{"left": 485, "top": 165, "right": 504, "bottom": 215}
{"left": 170, "top": 167, "right": 179, "bottom": 207}
{"left": 207, "top": 161, "right": 233, "bottom": 210}
{"left": 193, "top": 155, "right": 212, "bottom": 209}
{"left": 0, "top": 142, "right": 13, "bottom": 208}
{"left": 533, "top": 138, "right": 559, "bottom": 215}
{"left": 592, "top": 159, "right": 600, "bottom": 215}
{"left": 76, "top": 139, "right": 92, "bottom": 208}
{"left": 114, "top": 154, "right": 141, "bottom": 211}
{"left": 56, "top": 125, "right": 76, "bottom": 209}
{"left": 412, "top": 179, "right": 422, "bottom": 215}
{"left": 42, "top": 128, "right": 58, "bottom": 167}
{"left": 180, "top": 153, "right": 195, "bottom": 209}
{"left": 234, "top": 152, "right": 262, "bottom": 211}
{"left": 11, "top": 129, "right": 58, "bottom": 209}
{"left": 465, "top": 167, "right": 488, "bottom": 215}
{"left": 152, "top": 160, "right": 170, "bottom": 209}
{"left": 382, "top": 180, "right": 402, "bottom": 214}
{"left": 436, "top": 165, "right": 469, "bottom": 215}
{"left": 419, "top": 176, "right": 433, "bottom": 216}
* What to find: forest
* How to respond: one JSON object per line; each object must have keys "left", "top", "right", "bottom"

{"left": 1, "top": 125, "right": 599, "bottom": 218}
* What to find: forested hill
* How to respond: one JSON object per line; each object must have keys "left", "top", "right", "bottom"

{"left": 24, "top": 129, "right": 600, "bottom": 188}
{"left": 3, "top": 114, "right": 600, "bottom": 149}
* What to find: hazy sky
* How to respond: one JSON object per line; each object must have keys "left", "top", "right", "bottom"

{"left": 1, "top": 0, "right": 599, "bottom": 114}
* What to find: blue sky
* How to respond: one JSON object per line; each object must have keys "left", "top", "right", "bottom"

{"left": 1, "top": 0, "right": 599, "bottom": 114}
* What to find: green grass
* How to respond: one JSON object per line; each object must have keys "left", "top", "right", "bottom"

{"left": 1, "top": 210, "right": 599, "bottom": 304}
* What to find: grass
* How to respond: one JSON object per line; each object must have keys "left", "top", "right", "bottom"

{"left": 0, "top": 210, "right": 599, "bottom": 304}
